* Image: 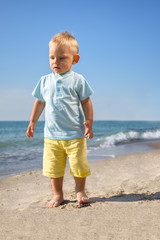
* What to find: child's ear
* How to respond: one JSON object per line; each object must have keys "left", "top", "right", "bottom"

{"left": 73, "top": 54, "right": 80, "bottom": 65}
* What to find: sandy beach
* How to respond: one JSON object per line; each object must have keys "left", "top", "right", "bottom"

{"left": 1, "top": 143, "right": 160, "bottom": 240}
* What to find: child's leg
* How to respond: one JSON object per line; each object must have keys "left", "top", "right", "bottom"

{"left": 47, "top": 177, "right": 64, "bottom": 208}
{"left": 43, "top": 138, "right": 67, "bottom": 208}
{"left": 64, "top": 138, "right": 90, "bottom": 203}
{"left": 74, "top": 177, "right": 90, "bottom": 203}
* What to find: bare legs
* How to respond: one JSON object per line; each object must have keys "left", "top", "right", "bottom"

{"left": 47, "top": 176, "right": 89, "bottom": 208}
{"left": 47, "top": 177, "right": 64, "bottom": 208}
{"left": 74, "top": 177, "right": 89, "bottom": 203}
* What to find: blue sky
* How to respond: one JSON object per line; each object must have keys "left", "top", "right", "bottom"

{"left": 0, "top": 0, "right": 160, "bottom": 121}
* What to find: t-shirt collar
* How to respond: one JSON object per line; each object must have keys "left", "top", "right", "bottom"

{"left": 52, "top": 71, "right": 74, "bottom": 80}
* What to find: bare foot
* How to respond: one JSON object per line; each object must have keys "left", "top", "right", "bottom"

{"left": 47, "top": 194, "right": 64, "bottom": 208}
{"left": 77, "top": 191, "right": 90, "bottom": 204}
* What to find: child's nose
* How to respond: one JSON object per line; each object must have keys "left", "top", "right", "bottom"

{"left": 54, "top": 58, "right": 59, "bottom": 64}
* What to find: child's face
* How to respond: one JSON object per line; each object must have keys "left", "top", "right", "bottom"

{"left": 49, "top": 43, "right": 79, "bottom": 74}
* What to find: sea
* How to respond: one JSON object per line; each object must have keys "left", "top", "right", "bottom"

{"left": 1, "top": 120, "right": 160, "bottom": 178}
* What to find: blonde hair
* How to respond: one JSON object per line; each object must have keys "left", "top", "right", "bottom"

{"left": 49, "top": 31, "right": 79, "bottom": 54}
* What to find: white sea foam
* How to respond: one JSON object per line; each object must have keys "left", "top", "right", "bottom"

{"left": 99, "top": 131, "right": 139, "bottom": 148}
{"left": 142, "top": 130, "right": 160, "bottom": 139}
{"left": 90, "top": 130, "right": 160, "bottom": 150}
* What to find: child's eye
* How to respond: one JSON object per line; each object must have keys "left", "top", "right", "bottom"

{"left": 59, "top": 57, "right": 65, "bottom": 60}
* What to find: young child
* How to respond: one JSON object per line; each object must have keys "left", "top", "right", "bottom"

{"left": 26, "top": 31, "right": 94, "bottom": 208}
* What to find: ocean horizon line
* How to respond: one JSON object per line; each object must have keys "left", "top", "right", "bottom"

{"left": 0, "top": 120, "right": 160, "bottom": 122}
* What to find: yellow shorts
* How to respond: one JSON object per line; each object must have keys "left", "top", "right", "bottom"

{"left": 43, "top": 137, "right": 91, "bottom": 178}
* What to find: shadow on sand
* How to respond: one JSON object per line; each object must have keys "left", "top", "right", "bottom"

{"left": 90, "top": 192, "right": 160, "bottom": 203}
{"left": 50, "top": 192, "right": 160, "bottom": 209}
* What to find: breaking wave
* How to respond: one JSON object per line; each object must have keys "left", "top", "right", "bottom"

{"left": 91, "top": 130, "right": 160, "bottom": 150}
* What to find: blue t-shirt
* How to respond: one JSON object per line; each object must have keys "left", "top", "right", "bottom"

{"left": 32, "top": 71, "right": 94, "bottom": 140}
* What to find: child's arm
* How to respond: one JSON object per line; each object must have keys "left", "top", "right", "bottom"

{"left": 26, "top": 99, "right": 45, "bottom": 138}
{"left": 81, "top": 97, "right": 93, "bottom": 139}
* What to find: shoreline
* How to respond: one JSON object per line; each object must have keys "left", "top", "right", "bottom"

{"left": 1, "top": 142, "right": 160, "bottom": 239}
{"left": 147, "top": 141, "right": 160, "bottom": 149}
{"left": 1, "top": 140, "right": 160, "bottom": 180}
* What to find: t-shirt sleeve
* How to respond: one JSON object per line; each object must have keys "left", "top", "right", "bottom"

{"left": 32, "top": 78, "right": 45, "bottom": 102}
{"left": 77, "top": 76, "right": 94, "bottom": 101}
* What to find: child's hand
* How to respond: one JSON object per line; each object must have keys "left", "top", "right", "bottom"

{"left": 26, "top": 122, "right": 36, "bottom": 138}
{"left": 83, "top": 120, "right": 93, "bottom": 139}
